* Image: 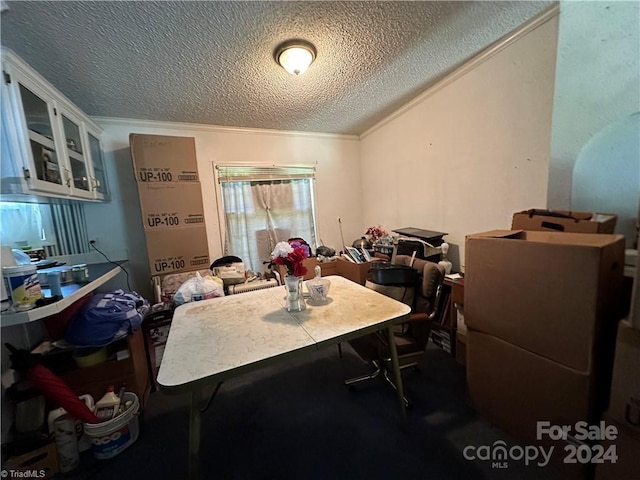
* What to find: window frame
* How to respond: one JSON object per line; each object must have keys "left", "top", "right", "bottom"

{"left": 213, "top": 163, "right": 319, "bottom": 268}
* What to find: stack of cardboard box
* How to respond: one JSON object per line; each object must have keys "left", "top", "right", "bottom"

{"left": 464, "top": 229, "right": 625, "bottom": 478}
{"left": 130, "top": 134, "right": 210, "bottom": 276}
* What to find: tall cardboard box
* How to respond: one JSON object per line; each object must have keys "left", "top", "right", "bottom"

{"left": 145, "top": 227, "right": 210, "bottom": 276}
{"left": 137, "top": 182, "right": 205, "bottom": 230}
{"left": 130, "top": 134, "right": 210, "bottom": 276}
{"left": 465, "top": 230, "right": 625, "bottom": 373}
{"left": 130, "top": 134, "right": 200, "bottom": 183}
{"left": 512, "top": 209, "right": 617, "bottom": 234}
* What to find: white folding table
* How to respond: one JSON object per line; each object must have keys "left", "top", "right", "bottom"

{"left": 158, "top": 275, "right": 411, "bottom": 479}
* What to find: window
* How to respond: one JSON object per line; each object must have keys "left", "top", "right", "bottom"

{"left": 216, "top": 165, "right": 317, "bottom": 273}
{"left": 0, "top": 201, "right": 89, "bottom": 256}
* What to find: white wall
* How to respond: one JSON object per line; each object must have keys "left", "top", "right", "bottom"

{"left": 359, "top": 13, "right": 559, "bottom": 270}
{"left": 572, "top": 113, "right": 640, "bottom": 247}
{"left": 548, "top": 1, "right": 640, "bottom": 211}
{"left": 85, "top": 120, "right": 361, "bottom": 299}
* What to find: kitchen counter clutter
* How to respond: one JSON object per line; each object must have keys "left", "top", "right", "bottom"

{"left": 0, "top": 262, "right": 125, "bottom": 327}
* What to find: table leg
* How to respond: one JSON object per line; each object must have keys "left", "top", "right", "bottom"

{"left": 387, "top": 326, "right": 407, "bottom": 421}
{"left": 189, "top": 387, "right": 203, "bottom": 480}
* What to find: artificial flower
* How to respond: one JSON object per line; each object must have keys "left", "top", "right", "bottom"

{"left": 365, "top": 225, "right": 389, "bottom": 241}
{"left": 271, "top": 240, "right": 309, "bottom": 277}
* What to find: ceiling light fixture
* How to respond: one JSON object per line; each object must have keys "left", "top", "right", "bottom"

{"left": 275, "top": 40, "right": 316, "bottom": 76}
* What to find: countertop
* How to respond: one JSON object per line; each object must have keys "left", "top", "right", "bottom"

{"left": 1, "top": 262, "right": 126, "bottom": 327}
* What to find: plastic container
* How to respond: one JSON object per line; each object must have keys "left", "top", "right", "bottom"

{"left": 71, "top": 264, "right": 90, "bottom": 284}
{"left": 48, "top": 395, "right": 95, "bottom": 453}
{"left": 83, "top": 392, "right": 140, "bottom": 460}
{"left": 2, "top": 264, "right": 43, "bottom": 309}
{"left": 73, "top": 347, "right": 108, "bottom": 368}
{"left": 53, "top": 413, "right": 79, "bottom": 472}
{"left": 94, "top": 386, "right": 120, "bottom": 421}
{"left": 11, "top": 248, "right": 32, "bottom": 265}
{"left": 46, "top": 271, "right": 63, "bottom": 297}
{"left": 305, "top": 265, "right": 331, "bottom": 303}
{"left": 191, "top": 272, "right": 217, "bottom": 301}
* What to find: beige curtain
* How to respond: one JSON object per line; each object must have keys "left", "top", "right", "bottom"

{"left": 221, "top": 179, "right": 316, "bottom": 272}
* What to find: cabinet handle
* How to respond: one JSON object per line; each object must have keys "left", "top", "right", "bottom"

{"left": 90, "top": 177, "right": 100, "bottom": 191}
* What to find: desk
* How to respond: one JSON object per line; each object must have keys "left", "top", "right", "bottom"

{"left": 158, "top": 275, "right": 411, "bottom": 479}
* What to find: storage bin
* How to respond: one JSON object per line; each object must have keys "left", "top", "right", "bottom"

{"left": 83, "top": 392, "right": 140, "bottom": 459}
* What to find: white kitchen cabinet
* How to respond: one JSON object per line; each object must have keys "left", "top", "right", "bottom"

{"left": 1, "top": 48, "right": 109, "bottom": 201}
{"left": 86, "top": 127, "right": 110, "bottom": 201}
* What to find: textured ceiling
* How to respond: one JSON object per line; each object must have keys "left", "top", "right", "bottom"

{"left": 0, "top": 1, "right": 552, "bottom": 135}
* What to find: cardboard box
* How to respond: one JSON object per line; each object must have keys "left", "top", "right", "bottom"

{"left": 317, "top": 259, "right": 337, "bottom": 276}
{"left": 274, "top": 260, "right": 335, "bottom": 282}
{"left": 467, "top": 330, "right": 596, "bottom": 479}
{"left": 137, "top": 182, "right": 205, "bottom": 230}
{"left": 512, "top": 209, "right": 617, "bottom": 234}
{"left": 455, "top": 331, "right": 466, "bottom": 366}
{"left": 608, "top": 320, "right": 640, "bottom": 434}
{"left": 465, "top": 230, "right": 625, "bottom": 373}
{"left": 595, "top": 415, "right": 640, "bottom": 480}
{"left": 4, "top": 441, "right": 59, "bottom": 478}
{"left": 145, "top": 226, "right": 210, "bottom": 275}
{"left": 130, "top": 134, "right": 199, "bottom": 183}
{"left": 336, "top": 257, "right": 374, "bottom": 285}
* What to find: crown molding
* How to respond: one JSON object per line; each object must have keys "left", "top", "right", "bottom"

{"left": 92, "top": 117, "right": 359, "bottom": 141}
{"left": 360, "top": 3, "right": 560, "bottom": 140}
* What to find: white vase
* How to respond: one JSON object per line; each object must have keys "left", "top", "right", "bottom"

{"left": 284, "top": 275, "right": 306, "bottom": 312}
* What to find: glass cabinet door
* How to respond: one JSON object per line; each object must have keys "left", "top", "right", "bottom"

{"left": 17, "top": 83, "right": 66, "bottom": 190}
{"left": 60, "top": 112, "right": 92, "bottom": 197}
{"left": 4, "top": 50, "right": 109, "bottom": 201}
{"left": 88, "top": 132, "right": 108, "bottom": 199}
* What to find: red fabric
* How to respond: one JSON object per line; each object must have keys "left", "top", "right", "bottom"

{"left": 26, "top": 364, "right": 100, "bottom": 424}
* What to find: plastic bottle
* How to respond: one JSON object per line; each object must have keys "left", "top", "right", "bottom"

{"left": 94, "top": 386, "right": 121, "bottom": 422}
{"left": 48, "top": 394, "right": 95, "bottom": 452}
{"left": 192, "top": 272, "right": 205, "bottom": 301}
{"left": 53, "top": 413, "right": 79, "bottom": 472}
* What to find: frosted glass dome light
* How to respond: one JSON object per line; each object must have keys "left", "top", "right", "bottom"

{"left": 275, "top": 40, "right": 316, "bottom": 76}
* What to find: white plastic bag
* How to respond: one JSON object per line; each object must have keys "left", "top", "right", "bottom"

{"left": 174, "top": 272, "right": 225, "bottom": 305}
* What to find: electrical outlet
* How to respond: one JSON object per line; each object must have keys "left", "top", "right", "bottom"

{"left": 89, "top": 239, "right": 97, "bottom": 246}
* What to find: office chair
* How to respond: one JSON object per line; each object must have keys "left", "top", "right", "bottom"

{"left": 345, "top": 255, "right": 445, "bottom": 407}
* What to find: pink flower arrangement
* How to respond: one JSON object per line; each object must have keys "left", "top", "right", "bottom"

{"left": 271, "top": 241, "right": 310, "bottom": 277}
{"left": 365, "top": 225, "right": 389, "bottom": 241}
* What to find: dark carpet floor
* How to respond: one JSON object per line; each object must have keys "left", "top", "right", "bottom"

{"left": 61, "top": 343, "right": 564, "bottom": 480}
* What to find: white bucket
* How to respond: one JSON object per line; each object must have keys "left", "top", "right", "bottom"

{"left": 83, "top": 392, "right": 140, "bottom": 460}
{"left": 2, "top": 264, "right": 42, "bottom": 309}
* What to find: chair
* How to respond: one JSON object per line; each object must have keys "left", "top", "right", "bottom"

{"left": 345, "top": 255, "right": 445, "bottom": 407}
